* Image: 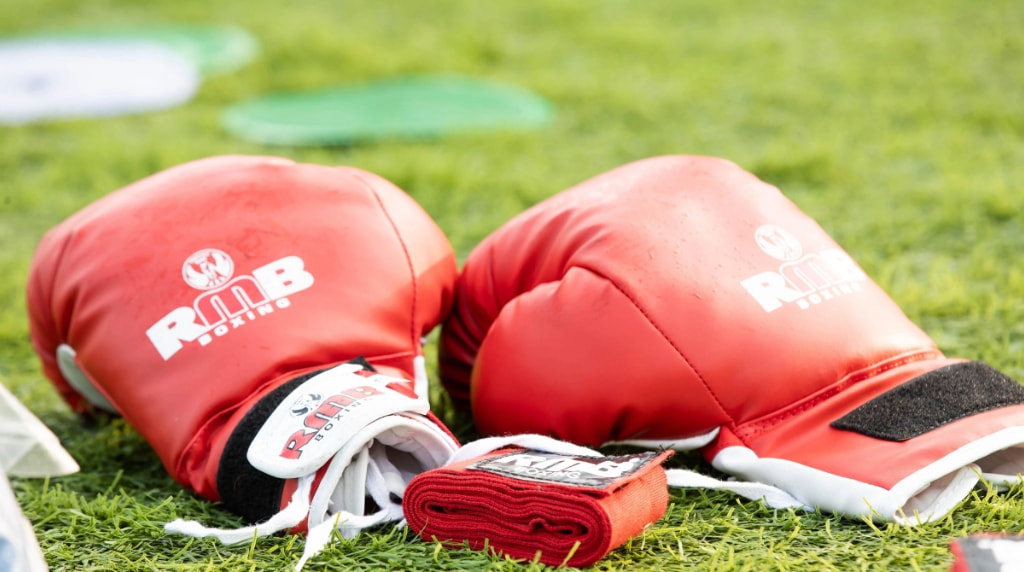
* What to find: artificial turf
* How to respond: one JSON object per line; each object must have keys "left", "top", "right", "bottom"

{"left": 3, "top": 0, "right": 1024, "bottom": 569}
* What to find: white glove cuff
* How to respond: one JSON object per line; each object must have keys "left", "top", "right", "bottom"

{"left": 308, "top": 411, "right": 459, "bottom": 532}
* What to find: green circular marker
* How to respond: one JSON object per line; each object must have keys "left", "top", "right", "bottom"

{"left": 221, "top": 75, "right": 554, "bottom": 146}
{"left": 20, "top": 25, "right": 258, "bottom": 76}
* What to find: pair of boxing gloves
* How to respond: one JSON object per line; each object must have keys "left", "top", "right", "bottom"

{"left": 27, "top": 155, "right": 1024, "bottom": 557}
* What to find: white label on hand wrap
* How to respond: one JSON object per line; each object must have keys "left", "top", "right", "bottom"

{"left": 247, "top": 363, "right": 427, "bottom": 479}
{"left": 470, "top": 450, "right": 662, "bottom": 489}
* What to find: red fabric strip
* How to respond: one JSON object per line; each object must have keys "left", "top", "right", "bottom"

{"left": 404, "top": 448, "right": 672, "bottom": 567}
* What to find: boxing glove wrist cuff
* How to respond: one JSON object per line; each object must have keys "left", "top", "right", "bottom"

{"left": 166, "top": 358, "right": 458, "bottom": 569}
{"left": 693, "top": 361, "right": 1024, "bottom": 523}
{"left": 707, "top": 425, "right": 1024, "bottom": 524}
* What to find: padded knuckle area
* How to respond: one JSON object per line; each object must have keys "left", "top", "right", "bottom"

{"left": 471, "top": 266, "right": 727, "bottom": 445}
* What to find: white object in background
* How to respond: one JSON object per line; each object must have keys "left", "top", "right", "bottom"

{"left": 0, "top": 467, "right": 48, "bottom": 572}
{"left": 0, "top": 39, "right": 200, "bottom": 124}
{"left": 0, "top": 383, "right": 77, "bottom": 571}
{"left": 0, "top": 382, "right": 78, "bottom": 477}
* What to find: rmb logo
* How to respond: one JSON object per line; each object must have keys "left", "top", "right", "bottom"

{"left": 741, "top": 224, "right": 867, "bottom": 312}
{"left": 279, "top": 385, "right": 383, "bottom": 460}
{"left": 146, "top": 250, "right": 315, "bottom": 360}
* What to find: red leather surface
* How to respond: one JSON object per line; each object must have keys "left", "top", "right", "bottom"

{"left": 27, "top": 155, "right": 456, "bottom": 498}
{"left": 441, "top": 155, "right": 951, "bottom": 475}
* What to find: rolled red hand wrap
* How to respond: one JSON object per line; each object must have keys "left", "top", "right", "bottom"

{"left": 404, "top": 448, "right": 673, "bottom": 567}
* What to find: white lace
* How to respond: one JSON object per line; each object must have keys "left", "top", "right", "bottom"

{"left": 166, "top": 435, "right": 440, "bottom": 571}
{"left": 446, "top": 433, "right": 603, "bottom": 464}
{"left": 165, "top": 357, "right": 458, "bottom": 570}
{"left": 166, "top": 433, "right": 604, "bottom": 570}
{"left": 164, "top": 472, "right": 316, "bottom": 546}
{"left": 455, "top": 435, "right": 806, "bottom": 510}
{"left": 663, "top": 466, "right": 805, "bottom": 509}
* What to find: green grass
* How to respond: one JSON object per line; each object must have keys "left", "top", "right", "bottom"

{"left": 3, "top": 0, "right": 1024, "bottom": 569}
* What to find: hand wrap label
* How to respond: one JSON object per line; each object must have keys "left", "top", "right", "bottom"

{"left": 469, "top": 450, "right": 664, "bottom": 488}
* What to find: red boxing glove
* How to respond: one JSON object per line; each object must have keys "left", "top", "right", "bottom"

{"left": 27, "top": 156, "right": 459, "bottom": 555}
{"left": 441, "top": 155, "right": 1024, "bottom": 523}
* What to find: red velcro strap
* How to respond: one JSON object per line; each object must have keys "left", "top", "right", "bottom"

{"left": 404, "top": 448, "right": 673, "bottom": 567}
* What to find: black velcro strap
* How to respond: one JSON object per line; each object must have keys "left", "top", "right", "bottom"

{"left": 831, "top": 362, "right": 1024, "bottom": 442}
{"left": 217, "top": 358, "right": 377, "bottom": 523}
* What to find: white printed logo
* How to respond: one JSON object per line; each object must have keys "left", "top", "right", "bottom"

{"left": 469, "top": 450, "right": 661, "bottom": 488}
{"left": 492, "top": 452, "right": 640, "bottom": 479}
{"left": 245, "top": 363, "right": 426, "bottom": 478}
{"left": 741, "top": 225, "right": 867, "bottom": 312}
{"left": 182, "top": 249, "right": 234, "bottom": 290}
{"left": 754, "top": 225, "right": 802, "bottom": 261}
{"left": 146, "top": 251, "right": 315, "bottom": 360}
